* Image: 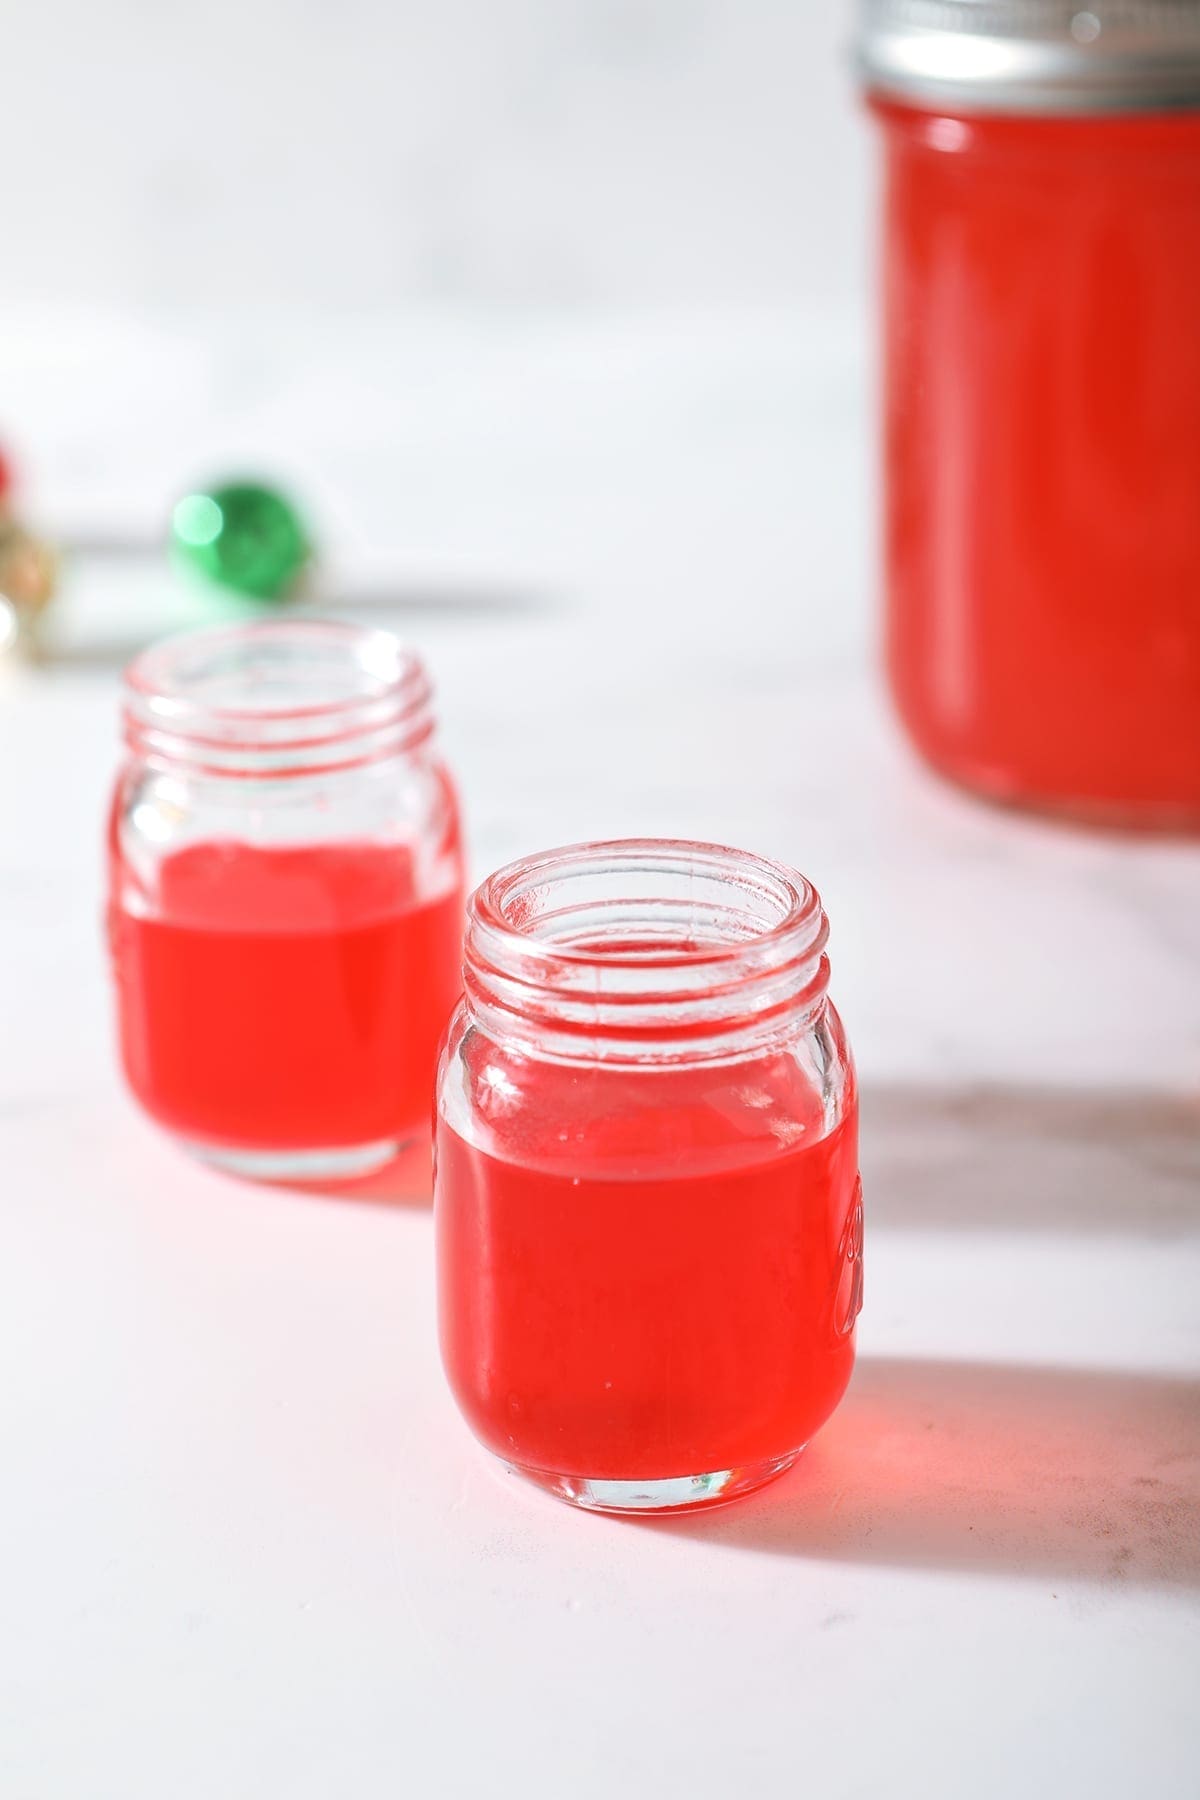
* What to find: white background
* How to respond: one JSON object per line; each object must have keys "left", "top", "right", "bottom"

{"left": 1, "top": 0, "right": 866, "bottom": 315}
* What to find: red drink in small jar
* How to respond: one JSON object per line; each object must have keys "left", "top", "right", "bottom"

{"left": 860, "top": 3, "right": 1200, "bottom": 826}
{"left": 108, "top": 621, "right": 464, "bottom": 1179}
{"left": 435, "top": 841, "right": 862, "bottom": 1514}
{"left": 112, "top": 841, "right": 463, "bottom": 1156}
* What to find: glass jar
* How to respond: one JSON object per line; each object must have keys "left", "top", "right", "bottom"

{"left": 859, "top": 1, "right": 1200, "bottom": 827}
{"left": 108, "top": 620, "right": 465, "bottom": 1180}
{"left": 434, "top": 839, "right": 862, "bottom": 1514}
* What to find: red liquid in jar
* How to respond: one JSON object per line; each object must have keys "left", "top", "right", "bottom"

{"left": 437, "top": 1056, "right": 861, "bottom": 1481}
{"left": 875, "top": 102, "right": 1200, "bottom": 822}
{"left": 111, "top": 841, "right": 463, "bottom": 1152}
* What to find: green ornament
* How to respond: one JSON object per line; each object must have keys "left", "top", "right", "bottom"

{"left": 171, "top": 480, "right": 311, "bottom": 601}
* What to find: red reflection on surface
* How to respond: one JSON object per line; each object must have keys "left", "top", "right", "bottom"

{"left": 663, "top": 1356, "right": 1200, "bottom": 1587}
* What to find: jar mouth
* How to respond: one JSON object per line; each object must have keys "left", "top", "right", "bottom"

{"left": 464, "top": 839, "right": 831, "bottom": 1063}
{"left": 122, "top": 620, "right": 435, "bottom": 776}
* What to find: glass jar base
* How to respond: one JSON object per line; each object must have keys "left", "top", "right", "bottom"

{"left": 177, "top": 1134, "right": 405, "bottom": 1183}
{"left": 898, "top": 723, "right": 1200, "bottom": 836}
{"left": 507, "top": 1449, "right": 803, "bottom": 1515}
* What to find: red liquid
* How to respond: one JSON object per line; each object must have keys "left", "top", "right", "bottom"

{"left": 875, "top": 102, "right": 1200, "bottom": 823}
{"left": 436, "top": 1053, "right": 861, "bottom": 1480}
{"left": 111, "top": 841, "right": 463, "bottom": 1152}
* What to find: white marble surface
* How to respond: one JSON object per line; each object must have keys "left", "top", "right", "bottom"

{"left": 3, "top": 316, "right": 1199, "bottom": 1798}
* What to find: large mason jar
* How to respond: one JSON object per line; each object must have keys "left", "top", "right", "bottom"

{"left": 860, "top": 1, "right": 1200, "bottom": 826}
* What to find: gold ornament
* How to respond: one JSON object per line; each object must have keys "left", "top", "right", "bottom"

{"left": 0, "top": 515, "right": 58, "bottom": 653}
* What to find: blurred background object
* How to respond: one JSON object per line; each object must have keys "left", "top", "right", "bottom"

{"left": 170, "top": 481, "right": 313, "bottom": 603}
{"left": 859, "top": 0, "right": 1200, "bottom": 830}
{"left": 0, "top": 512, "right": 57, "bottom": 654}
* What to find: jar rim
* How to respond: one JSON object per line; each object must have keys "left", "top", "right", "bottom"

{"left": 122, "top": 619, "right": 435, "bottom": 776}
{"left": 471, "top": 837, "right": 823, "bottom": 971}
{"left": 125, "top": 618, "right": 427, "bottom": 722}
{"left": 464, "top": 838, "right": 831, "bottom": 1064}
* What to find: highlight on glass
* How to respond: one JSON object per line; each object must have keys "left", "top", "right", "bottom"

{"left": 434, "top": 838, "right": 862, "bottom": 1514}
{"left": 107, "top": 619, "right": 465, "bottom": 1181}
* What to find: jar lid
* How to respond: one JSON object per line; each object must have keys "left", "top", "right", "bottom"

{"left": 857, "top": 0, "right": 1200, "bottom": 113}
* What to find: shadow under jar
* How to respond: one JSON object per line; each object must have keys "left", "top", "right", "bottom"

{"left": 434, "top": 840, "right": 863, "bottom": 1515}
{"left": 859, "top": 0, "right": 1200, "bottom": 828}
{"left": 108, "top": 621, "right": 465, "bottom": 1180}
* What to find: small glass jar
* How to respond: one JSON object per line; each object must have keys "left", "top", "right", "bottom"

{"left": 108, "top": 620, "right": 465, "bottom": 1180}
{"left": 434, "top": 839, "right": 862, "bottom": 1514}
{"left": 859, "top": 1, "right": 1200, "bottom": 827}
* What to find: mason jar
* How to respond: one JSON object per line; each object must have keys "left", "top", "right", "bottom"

{"left": 435, "top": 839, "right": 862, "bottom": 1514}
{"left": 859, "top": 0, "right": 1200, "bottom": 826}
{"left": 108, "top": 620, "right": 465, "bottom": 1180}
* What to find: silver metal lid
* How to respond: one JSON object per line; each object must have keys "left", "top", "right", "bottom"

{"left": 857, "top": 1, "right": 1200, "bottom": 113}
